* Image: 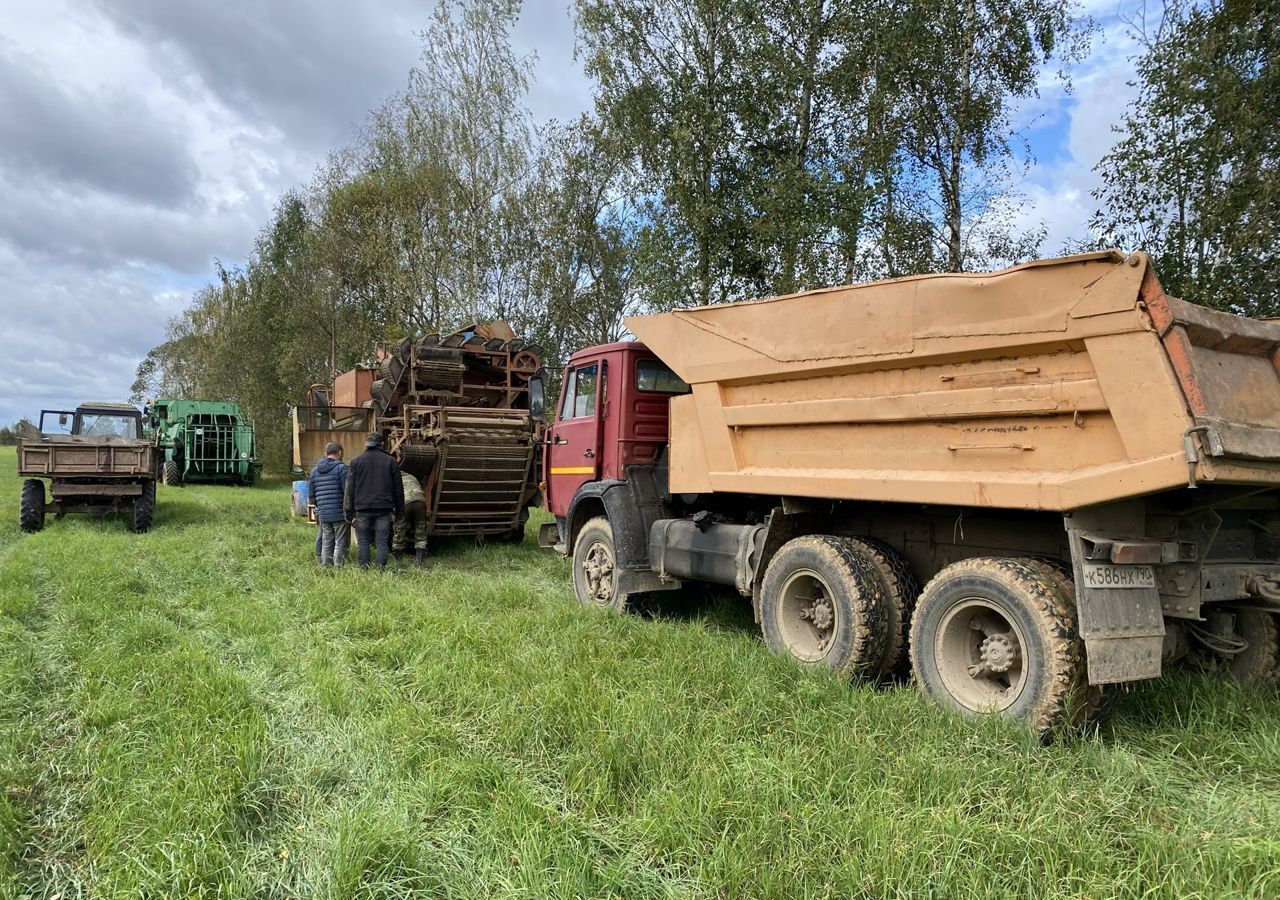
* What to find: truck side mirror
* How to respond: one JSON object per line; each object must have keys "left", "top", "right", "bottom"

{"left": 58, "top": 413, "right": 68, "bottom": 427}
{"left": 529, "top": 371, "right": 547, "bottom": 423}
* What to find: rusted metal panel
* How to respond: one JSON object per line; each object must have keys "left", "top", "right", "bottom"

{"left": 50, "top": 483, "right": 144, "bottom": 497}
{"left": 19, "top": 441, "right": 155, "bottom": 477}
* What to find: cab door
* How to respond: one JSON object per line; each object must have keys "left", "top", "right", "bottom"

{"left": 546, "top": 359, "right": 604, "bottom": 518}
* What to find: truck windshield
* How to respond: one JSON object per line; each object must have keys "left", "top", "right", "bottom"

{"left": 636, "top": 359, "right": 690, "bottom": 394}
{"left": 77, "top": 413, "right": 140, "bottom": 438}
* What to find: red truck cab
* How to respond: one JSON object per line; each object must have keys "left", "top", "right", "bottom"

{"left": 544, "top": 342, "right": 688, "bottom": 521}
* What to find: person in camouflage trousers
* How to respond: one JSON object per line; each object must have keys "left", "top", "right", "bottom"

{"left": 394, "top": 469, "right": 430, "bottom": 567}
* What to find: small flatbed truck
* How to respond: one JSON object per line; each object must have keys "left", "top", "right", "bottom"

{"left": 18, "top": 402, "right": 159, "bottom": 533}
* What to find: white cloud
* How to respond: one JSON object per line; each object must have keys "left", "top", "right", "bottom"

{"left": 0, "top": 0, "right": 587, "bottom": 425}
{"left": 1009, "top": 7, "right": 1143, "bottom": 254}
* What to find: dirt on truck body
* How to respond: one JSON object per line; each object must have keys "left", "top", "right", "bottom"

{"left": 18, "top": 402, "right": 160, "bottom": 533}
{"left": 539, "top": 250, "right": 1280, "bottom": 732}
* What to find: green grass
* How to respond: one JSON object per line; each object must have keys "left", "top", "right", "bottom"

{"left": 1, "top": 445, "right": 1278, "bottom": 898}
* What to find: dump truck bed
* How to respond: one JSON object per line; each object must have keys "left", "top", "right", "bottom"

{"left": 626, "top": 251, "right": 1280, "bottom": 511}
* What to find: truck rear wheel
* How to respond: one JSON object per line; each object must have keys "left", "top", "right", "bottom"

{"left": 132, "top": 482, "right": 156, "bottom": 533}
{"left": 20, "top": 480, "right": 45, "bottom": 533}
{"left": 1020, "top": 558, "right": 1121, "bottom": 728}
{"left": 759, "top": 536, "right": 889, "bottom": 679}
{"left": 910, "top": 557, "right": 1090, "bottom": 734}
{"left": 162, "top": 460, "right": 181, "bottom": 485}
{"left": 1214, "top": 609, "right": 1279, "bottom": 688}
{"left": 847, "top": 537, "right": 919, "bottom": 679}
{"left": 572, "top": 517, "right": 625, "bottom": 611}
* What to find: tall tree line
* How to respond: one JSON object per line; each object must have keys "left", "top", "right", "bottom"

{"left": 141, "top": 0, "right": 1277, "bottom": 466}
{"left": 1092, "top": 0, "right": 1278, "bottom": 316}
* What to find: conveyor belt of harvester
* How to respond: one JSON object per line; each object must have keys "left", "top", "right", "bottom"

{"left": 428, "top": 408, "right": 535, "bottom": 537}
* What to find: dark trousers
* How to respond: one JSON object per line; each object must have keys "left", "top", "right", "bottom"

{"left": 354, "top": 512, "right": 392, "bottom": 569}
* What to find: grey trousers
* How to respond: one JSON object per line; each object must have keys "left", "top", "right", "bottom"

{"left": 318, "top": 520, "right": 351, "bottom": 567}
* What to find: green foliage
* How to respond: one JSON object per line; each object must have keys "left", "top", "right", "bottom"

{"left": 885, "top": 0, "right": 1086, "bottom": 271}
{"left": 1, "top": 448, "right": 1280, "bottom": 895}
{"left": 1093, "top": 0, "right": 1280, "bottom": 315}
{"left": 0, "top": 419, "right": 34, "bottom": 446}
{"left": 576, "top": 0, "right": 1085, "bottom": 299}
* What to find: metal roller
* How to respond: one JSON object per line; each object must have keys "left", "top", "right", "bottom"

{"left": 413, "top": 357, "right": 465, "bottom": 391}
{"left": 397, "top": 442, "right": 440, "bottom": 477}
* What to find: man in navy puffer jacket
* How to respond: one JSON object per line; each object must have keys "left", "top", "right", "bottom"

{"left": 309, "top": 442, "right": 349, "bottom": 567}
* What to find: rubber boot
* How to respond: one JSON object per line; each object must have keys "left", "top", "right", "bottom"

{"left": 415, "top": 548, "right": 428, "bottom": 568}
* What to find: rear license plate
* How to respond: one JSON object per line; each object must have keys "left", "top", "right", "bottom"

{"left": 1082, "top": 564, "right": 1156, "bottom": 590}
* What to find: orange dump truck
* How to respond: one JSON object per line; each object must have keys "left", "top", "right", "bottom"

{"left": 537, "top": 251, "right": 1280, "bottom": 731}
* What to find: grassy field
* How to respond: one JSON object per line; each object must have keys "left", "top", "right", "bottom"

{"left": 1, "top": 446, "right": 1278, "bottom": 898}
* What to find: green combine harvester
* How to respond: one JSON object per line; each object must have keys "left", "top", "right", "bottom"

{"left": 146, "top": 399, "right": 262, "bottom": 486}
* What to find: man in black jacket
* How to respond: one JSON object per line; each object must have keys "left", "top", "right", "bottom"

{"left": 344, "top": 433, "right": 404, "bottom": 570}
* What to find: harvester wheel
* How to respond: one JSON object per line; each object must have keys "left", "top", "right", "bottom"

{"left": 132, "top": 482, "right": 156, "bottom": 533}
{"left": 846, "top": 537, "right": 919, "bottom": 679}
{"left": 910, "top": 557, "right": 1090, "bottom": 735}
{"left": 572, "top": 517, "right": 625, "bottom": 611}
{"left": 759, "top": 535, "right": 889, "bottom": 679}
{"left": 162, "top": 460, "right": 181, "bottom": 486}
{"left": 19, "top": 480, "right": 45, "bottom": 533}
{"left": 499, "top": 508, "right": 530, "bottom": 544}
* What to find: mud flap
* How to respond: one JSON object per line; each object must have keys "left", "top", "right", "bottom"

{"left": 537, "top": 520, "right": 563, "bottom": 552}
{"left": 1068, "top": 530, "right": 1166, "bottom": 685}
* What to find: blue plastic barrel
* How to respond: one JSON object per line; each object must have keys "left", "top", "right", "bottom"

{"left": 291, "top": 479, "right": 309, "bottom": 516}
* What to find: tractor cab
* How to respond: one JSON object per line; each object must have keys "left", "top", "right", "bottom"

{"left": 36, "top": 404, "right": 144, "bottom": 439}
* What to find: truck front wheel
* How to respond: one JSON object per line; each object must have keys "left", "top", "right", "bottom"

{"left": 760, "top": 536, "right": 890, "bottom": 679}
{"left": 572, "top": 517, "right": 625, "bottom": 611}
{"left": 132, "top": 482, "right": 156, "bottom": 533}
{"left": 19, "top": 480, "right": 45, "bottom": 533}
{"left": 910, "top": 557, "right": 1089, "bottom": 734}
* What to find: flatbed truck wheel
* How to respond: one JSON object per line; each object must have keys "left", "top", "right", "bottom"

{"left": 19, "top": 480, "right": 45, "bottom": 533}
{"left": 573, "top": 517, "right": 626, "bottom": 611}
{"left": 162, "top": 460, "right": 181, "bottom": 485}
{"left": 910, "top": 557, "right": 1090, "bottom": 734}
{"left": 759, "top": 535, "right": 890, "bottom": 679}
{"left": 132, "top": 482, "right": 156, "bottom": 533}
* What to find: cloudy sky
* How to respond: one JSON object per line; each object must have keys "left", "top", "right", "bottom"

{"left": 0, "top": 0, "right": 1139, "bottom": 426}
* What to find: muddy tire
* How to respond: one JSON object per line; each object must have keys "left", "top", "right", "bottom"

{"left": 19, "top": 480, "right": 45, "bottom": 533}
{"left": 1020, "top": 558, "right": 1121, "bottom": 728}
{"left": 760, "top": 535, "right": 890, "bottom": 679}
{"left": 1223, "top": 609, "right": 1280, "bottom": 688}
{"left": 910, "top": 557, "right": 1090, "bottom": 734}
{"left": 572, "top": 517, "right": 625, "bottom": 611}
{"left": 162, "top": 460, "right": 181, "bottom": 486}
{"left": 132, "top": 481, "right": 156, "bottom": 533}
{"left": 847, "top": 537, "right": 919, "bottom": 678}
